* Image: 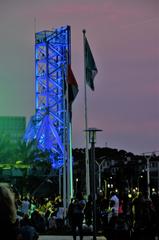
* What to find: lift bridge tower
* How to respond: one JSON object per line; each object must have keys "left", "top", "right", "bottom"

{"left": 24, "top": 26, "right": 73, "bottom": 202}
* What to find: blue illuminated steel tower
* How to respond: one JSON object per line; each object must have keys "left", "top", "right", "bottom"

{"left": 25, "top": 26, "right": 71, "bottom": 170}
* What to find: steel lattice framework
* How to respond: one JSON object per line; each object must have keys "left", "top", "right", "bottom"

{"left": 24, "top": 26, "right": 71, "bottom": 169}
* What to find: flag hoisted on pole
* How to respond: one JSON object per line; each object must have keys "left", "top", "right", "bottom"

{"left": 65, "top": 59, "right": 79, "bottom": 205}
{"left": 67, "top": 64, "right": 78, "bottom": 201}
{"left": 83, "top": 29, "right": 98, "bottom": 197}
{"left": 67, "top": 64, "right": 79, "bottom": 104}
{"left": 84, "top": 32, "right": 98, "bottom": 91}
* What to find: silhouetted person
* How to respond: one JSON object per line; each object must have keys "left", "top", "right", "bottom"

{"left": 84, "top": 195, "right": 93, "bottom": 227}
{"left": 0, "top": 183, "right": 17, "bottom": 240}
{"left": 132, "top": 192, "right": 155, "bottom": 240}
{"left": 68, "top": 192, "right": 85, "bottom": 240}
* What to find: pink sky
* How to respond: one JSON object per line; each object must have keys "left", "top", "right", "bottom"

{"left": 0, "top": 0, "right": 158, "bottom": 154}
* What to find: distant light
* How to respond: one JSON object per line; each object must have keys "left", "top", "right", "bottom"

{"left": 128, "top": 194, "right": 132, "bottom": 198}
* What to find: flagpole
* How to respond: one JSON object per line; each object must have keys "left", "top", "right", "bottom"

{"left": 62, "top": 66, "right": 67, "bottom": 220}
{"left": 69, "top": 121, "right": 73, "bottom": 199}
{"left": 67, "top": 62, "right": 78, "bottom": 199}
{"left": 66, "top": 58, "right": 70, "bottom": 207}
{"left": 83, "top": 29, "right": 90, "bottom": 197}
{"left": 66, "top": 50, "right": 73, "bottom": 205}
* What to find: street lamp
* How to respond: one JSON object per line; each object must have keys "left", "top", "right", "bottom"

{"left": 96, "top": 158, "right": 105, "bottom": 191}
{"left": 85, "top": 128, "right": 102, "bottom": 240}
{"left": 146, "top": 156, "right": 151, "bottom": 199}
{"left": 143, "top": 153, "right": 151, "bottom": 199}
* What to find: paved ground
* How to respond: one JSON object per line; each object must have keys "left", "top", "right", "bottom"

{"left": 39, "top": 235, "right": 106, "bottom": 240}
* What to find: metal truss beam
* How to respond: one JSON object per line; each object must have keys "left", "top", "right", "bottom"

{"left": 24, "top": 26, "right": 71, "bottom": 169}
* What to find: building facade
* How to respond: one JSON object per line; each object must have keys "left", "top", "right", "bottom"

{"left": 0, "top": 116, "right": 26, "bottom": 142}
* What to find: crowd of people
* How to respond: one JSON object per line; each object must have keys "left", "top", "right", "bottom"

{"left": 0, "top": 182, "right": 159, "bottom": 240}
{"left": 67, "top": 190, "right": 159, "bottom": 240}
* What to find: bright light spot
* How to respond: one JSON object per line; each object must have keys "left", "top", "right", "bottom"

{"left": 128, "top": 194, "right": 132, "bottom": 198}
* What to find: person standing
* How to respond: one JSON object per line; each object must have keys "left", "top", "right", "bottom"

{"left": 84, "top": 195, "right": 93, "bottom": 227}
{"left": 68, "top": 192, "right": 85, "bottom": 240}
{"left": 110, "top": 191, "right": 119, "bottom": 216}
{"left": 21, "top": 197, "right": 30, "bottom": 216}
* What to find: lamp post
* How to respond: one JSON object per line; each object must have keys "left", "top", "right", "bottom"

{"left": 143, "top": 153, "right": 151, "bottom": 199}
{"left": 146, "top": 156, "right": 151, "bottom": 199}
{"left": 85, "top": 128, "right": 102, "bottom": 240}
{"left": 96, "top": 159, "right": 105, "bottom": 191}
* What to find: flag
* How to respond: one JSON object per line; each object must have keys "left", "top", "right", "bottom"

{"left": 67, "top": 64, "right": 79, "bottom": 104}
{"left": 84, "top": 36, "right": 98, "bottom": 90}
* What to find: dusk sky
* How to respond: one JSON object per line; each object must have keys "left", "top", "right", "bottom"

{"left": 0, "top": 0, "right": 158, "bottom": 154}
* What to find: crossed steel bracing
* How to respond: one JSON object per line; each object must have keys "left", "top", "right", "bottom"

{"left": 24, "top": 26, "right": 71, "bottom": 169}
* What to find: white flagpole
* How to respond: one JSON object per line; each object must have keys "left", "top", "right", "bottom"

{"left": 69, "top": 121, "right": 73, "bottom": 199}
{"left": 83, "top": 29, "right": 90, "bottom": 197}
{"left": 65, "top": 55, "right": 70, "bottom": 207}
{"left": 66, "top": 50, "right": 73, "bottom": 205}
{"left": 62, "top": 66, "right": 67, "bottom": 219}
